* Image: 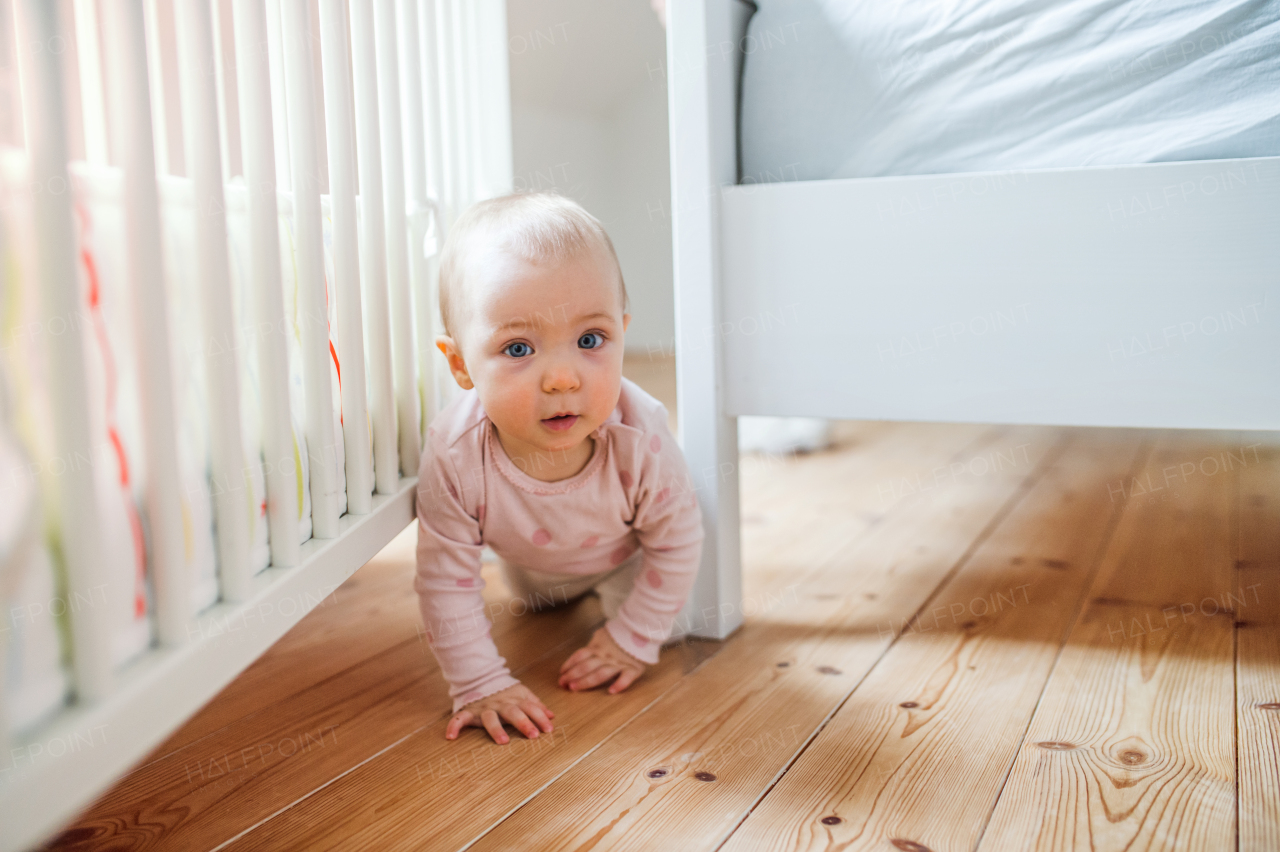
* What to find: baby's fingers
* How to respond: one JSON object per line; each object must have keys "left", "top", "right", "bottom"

{"left": 501, "top": 706, "right": 541, "bottom": 740}
{"left": 558, "top": 655, "right": 597, "bottom": 687}
{"left": 561, "top": 657, "right": 607, "bottom": 690}
{"left": 573, "top": 664, "right": 621, "bottom": 691}
{"left": 522, "top": 702, "right": 554, "bottom": 733}
{"left": 608, "top": 667, "right": 643, "bottom": 695}
{"left": 481, "top": 709, "right": 509, "bottom": 745}
{"left": 446, "top": 711, "right": 474, "bottom": 740}
{"left": 559, "top": 646, "right": 592, "bottom": 674}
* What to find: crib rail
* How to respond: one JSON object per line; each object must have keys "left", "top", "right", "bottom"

{"left": 0, "top": 1, "right": 511, "bottom": 848}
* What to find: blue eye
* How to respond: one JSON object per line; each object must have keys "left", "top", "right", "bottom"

{"left": 579, "top": 332, "right": 604, "bottom": 350}
{"left": 504, "top": 341, "right": 532, "bottom": 358}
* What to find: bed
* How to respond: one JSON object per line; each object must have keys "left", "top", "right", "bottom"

{"left": 667, "top": 0, "right": 1280, "bottom": 640}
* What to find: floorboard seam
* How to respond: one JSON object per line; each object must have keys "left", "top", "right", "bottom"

{"left": 707, "top": 428, "right": 1070, "bottom": 851}
{"left": 205, "top": 726, "right": 425, "bottom": 852}
{"left": 1232, "top": 436, "right": 1242, "bottom": 852}
{"left": 453, "top": 674, "right": 701, "bottom": 852}
{"left": 211, "top": 616, "right": 610, "bottom": 850}
{"left": 970, "top": 436, "right": 1155, "bottom": 852}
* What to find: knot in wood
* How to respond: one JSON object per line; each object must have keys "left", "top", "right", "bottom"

{"left": 820, "top": 816, "right": 842, "bottom": 826}
{"left": 776, "top": 661, "right": 790, "bottom": 668}
{"left": 899, "top": 701, "right": 918, "bottom": 709}
{"left": 1258, "top": 702, "right": 1280, "bottom": 710}
{"left": 645, "top": 767, "right": 669, "bottom": 779}
{"left": 694, "top": 772, "right": 716, "bottom": 782}
{"left": 816, "top": 666, "right": 842, "bottom": 675}
{"left": 1119, "top": 749, "right": 1146, "bottom": 766}
{"left": 1036, "top": 741, "right": 1076, "bottom": 750}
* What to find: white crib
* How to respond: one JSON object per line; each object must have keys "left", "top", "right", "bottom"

{"left": 667, "top": 0, "right": 1280, "bottom": 641}
{"left": 0, "top": 1, "right": 511, "bottom": 848}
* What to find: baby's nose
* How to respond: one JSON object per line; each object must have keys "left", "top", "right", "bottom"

{"left": 543, "top": 365, "right": 581, "bottom": 391}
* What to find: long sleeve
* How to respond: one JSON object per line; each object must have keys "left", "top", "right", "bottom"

{"left": 414, "top": 431, "right": 520, "bottom": 713}
{"left": 603, "top": 406, "right": 705, "bottom": 665}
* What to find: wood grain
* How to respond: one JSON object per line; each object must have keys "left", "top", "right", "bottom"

{"left": 214, "top": 421, "right": 1003, "bottom": 851}
{"left": 720, "top": 430, "right": 1148, "bottom": 852}
{"left": 40, "top": 557, "right": 605, "bottom": 851}
{"left": 466, "top": 427, "right": 1063, "bottom": 851}
{"left": 1236, "top": 438, "right": 1280, "bottom": 852}
{"left": 156, "top": 522, "right": 424, "bottom": 755}
{"left": 979, "top": 433, "right": 1240, "bottom": 851}
{"left": 218, "top": 635, "right": 719, "bottom": 851}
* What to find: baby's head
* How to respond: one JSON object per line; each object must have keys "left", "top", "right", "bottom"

{"left": 435, "top": 192, "right": 631, "bottom": 465}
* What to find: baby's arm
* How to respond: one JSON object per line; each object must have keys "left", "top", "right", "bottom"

{"left": 415, "top": 431, "right": 553, "bottom": 742}
{"left": 560, "top": 406, "right": 705, "bottom": 691}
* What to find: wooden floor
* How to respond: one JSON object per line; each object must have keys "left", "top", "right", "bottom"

{"left": 42, "top": 354, "right": 1280, "bottom": 851}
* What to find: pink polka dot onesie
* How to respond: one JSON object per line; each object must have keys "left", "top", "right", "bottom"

{"left": 414, "top": 376, "right": 705, "bottom": 713}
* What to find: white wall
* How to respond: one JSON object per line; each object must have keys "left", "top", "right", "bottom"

{"left": 505, "top": 0, "right": 673, "bottom": 357}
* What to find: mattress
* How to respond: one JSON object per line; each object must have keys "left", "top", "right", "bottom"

{"left": 738, "top": 0, "right": 1280, "bottom": 181}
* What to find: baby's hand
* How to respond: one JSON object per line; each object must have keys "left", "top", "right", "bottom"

{"left": 445, "top": 683, "right": 555, "bottom": 745}
{"left": 558, "top": 626, "right": 648, "bottom": 694}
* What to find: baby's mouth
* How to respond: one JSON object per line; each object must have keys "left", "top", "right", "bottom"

{"left": 541, "top": 414, "right": 579, "bottom": 432}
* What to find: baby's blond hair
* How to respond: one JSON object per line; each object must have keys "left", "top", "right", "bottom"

{"left": 437, "top": 192, "right": 629, "bottom": 353}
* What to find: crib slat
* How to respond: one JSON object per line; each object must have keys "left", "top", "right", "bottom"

{"left": 71, "top": 0, "right": 108, "bottom": 165}
{"left": 174, "top": 0, "right": 251, "bottom": 601}
{"left": 476, "top": 0, "right": 513, "bottom": 198}
{"left": 230, "top": 0, "right": 299, "bottom": 568}
{"left": 279, "top": 0, "right": 340, "bottom": 534}
{"left": 445, "top": 0, "right": 471, "bottom": 212}
{"left": 462, "top": 0, "right": 483, "bottom": 200}
{"left": 399, "top": 0, "right": 429, "bottom": 216}
{"left": 417, "top": 0, "right": 446, "bottom": 207}
{"left": 207, "top": 0, "right": 233, "bottom": 186}
{"left": 396, "top": 0, "right": 440, "bottom": 440}
{"left": 279, "top": 0, "right": 340, "bottom": 538}
{"left": 263, "top": 0, "right": 291, "bottom": 193}
{"left": 433, "top": 0, "right": 458, "bottom": 224}
{"left": 414, "top": 0, "right": 452, "bottom": 422}
{"left": 319, "top": 0, "right": 374, "bottom": 515}
{"left": 349, "top": 0, "right": 399, "bottom": 496}
{"left": 141, "top": 0, "right": 169, "bottom": 175}
{"left": 12, "top": 0, "right": 114, "bottom": 698}
{"left": 372, "top": 0, "right": 422, "bottom": 479}
{"left": 99, "top": 1, "right": 190, "bottom": 650}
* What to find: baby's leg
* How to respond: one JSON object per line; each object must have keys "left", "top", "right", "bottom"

{"left": 497, "top": 557, "right": 600, "bottom": 613}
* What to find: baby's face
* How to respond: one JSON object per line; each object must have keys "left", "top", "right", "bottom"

{"left": 436, "top": 241, "right": 630, "bottom": 462}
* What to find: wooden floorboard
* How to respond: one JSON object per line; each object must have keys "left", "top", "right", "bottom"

{"left": 1236, "top": 438, "right": 1280, "bottom": 852}
{"left": 41, "top": 555, "right": 608, "bottom": 851}
{"left": 37, "top": 349, "right": 1272, "bottom": 851}
{"left": 213, "top": 421, "right": 1002, "bottom": 851}
{"left": 719, "top": 430, "right": 1148, "bottom": 852}
{"left": 158, "top": 525, "right": 424, "bottom": 755}
{"left": 978, "top": 433, "right": 1241, "bottom": 851}
{"left": 466, "top": 427, "right": 1063, "bottom": 851}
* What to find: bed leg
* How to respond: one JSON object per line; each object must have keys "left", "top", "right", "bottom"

{"left": 666, "top": 0, "right": 744, "bottom": 642}
{"left": 674, "top": 409, "right": 744, "bottom": 642}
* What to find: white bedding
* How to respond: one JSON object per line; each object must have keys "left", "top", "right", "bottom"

{"left": 739, "top": 0, "right": 1280, "bottom": 180}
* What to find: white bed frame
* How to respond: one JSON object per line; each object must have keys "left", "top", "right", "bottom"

{"left": 0, "top": 1, "right": 510, "bottom": 849}
{"left": 667, "top": 0, "right": 1280, "bottom": 641}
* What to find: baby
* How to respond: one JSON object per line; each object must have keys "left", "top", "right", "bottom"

{"left": 415, "top": 192, "right": 705, "bottom": 745}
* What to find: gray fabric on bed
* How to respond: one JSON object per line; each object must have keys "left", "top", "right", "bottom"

{"left": 739, "top": 0, "right": 1280, "bottom": 181}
